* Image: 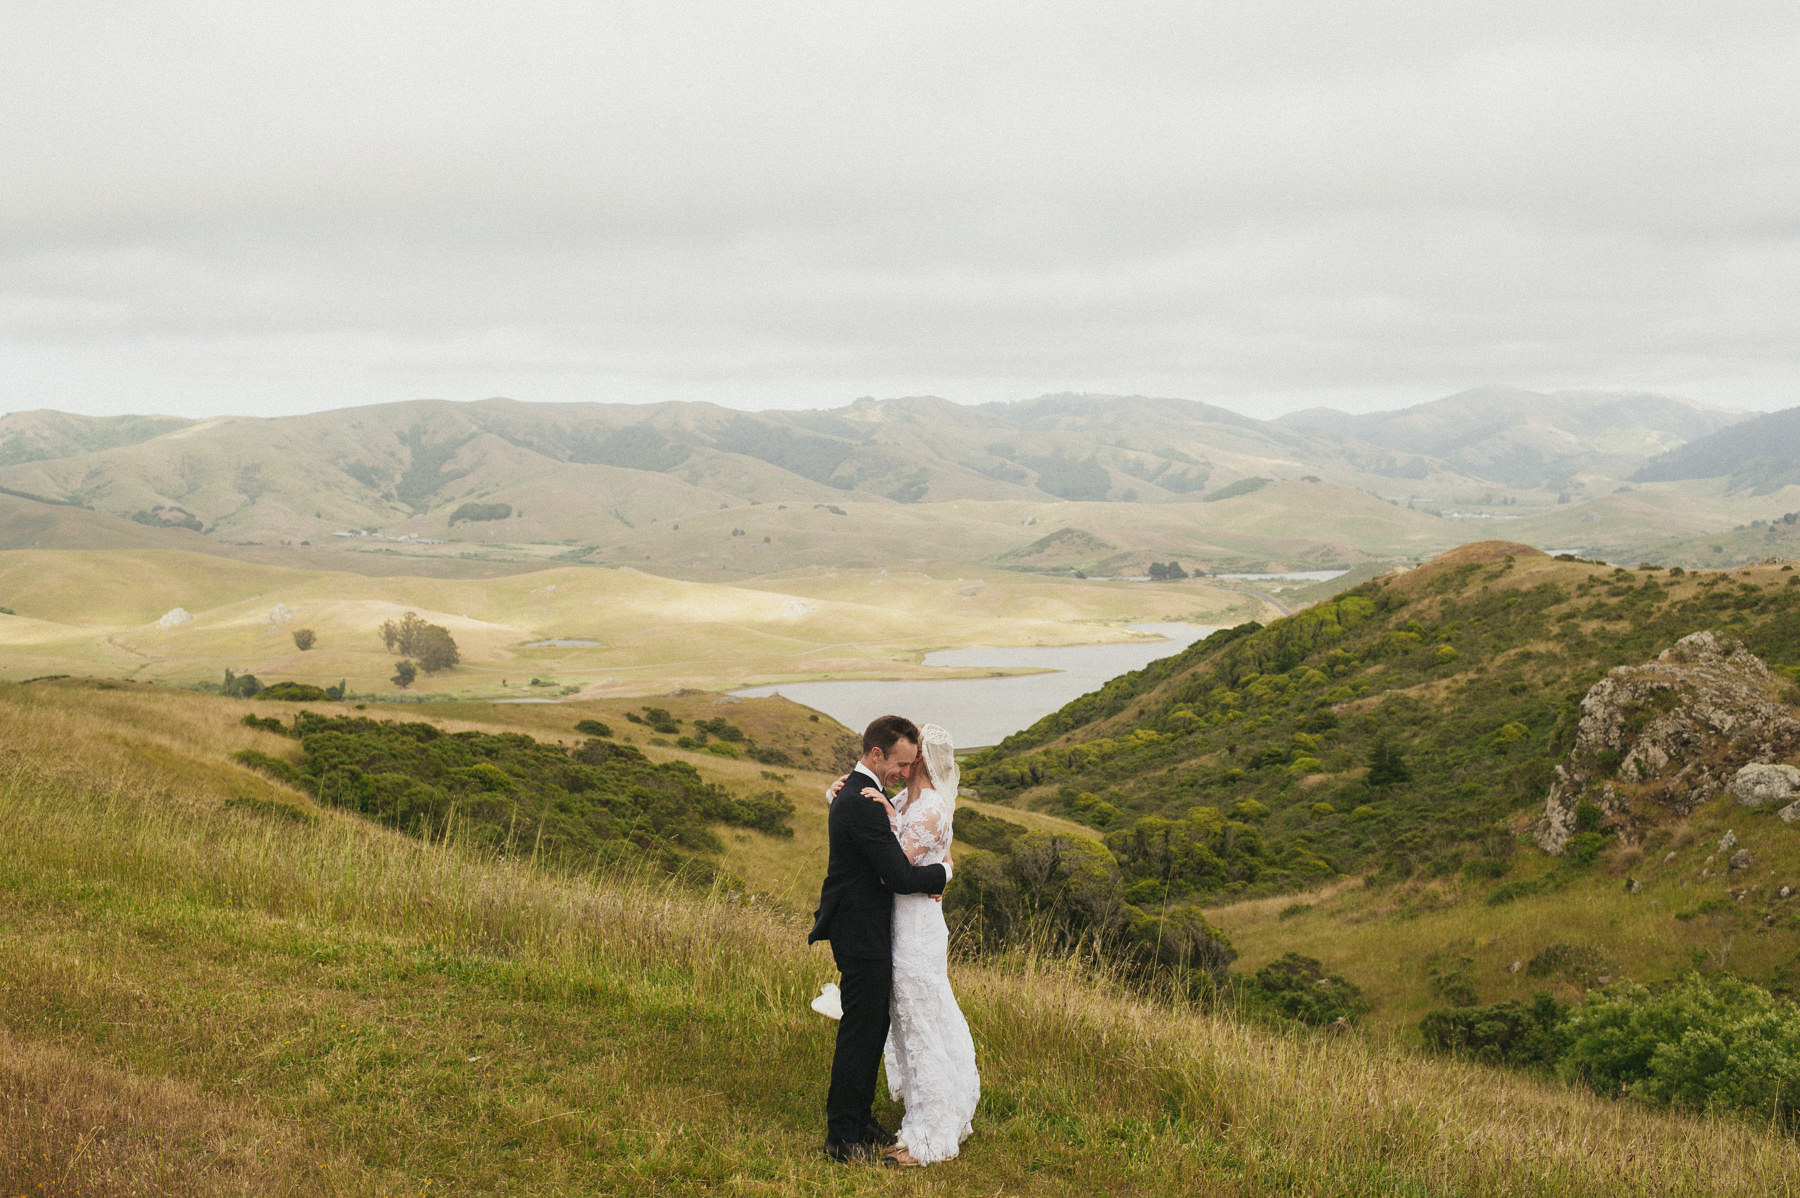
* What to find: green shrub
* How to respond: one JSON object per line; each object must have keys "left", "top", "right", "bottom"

{"left": 232, "top": 749, "right": 304, "bottom": 789}
{"left": 573, "top": 719, "right": 613, "bottom": 738}
{"left": 1559, "top": 974, "right": 1800, "bottom": 1123}
{"left": 1487, "top": 879, "right": 1543, "bottom": 906}
{"left": 221, "top": 669, "right": 262, "bottom": 698}
{"left": 1235, "top": 953, "right": 1371, "bottom": 1027}
{"left": 1421, "top": 995, "right": 1564, "bottom": 1068}
{"left": 257, "top": 682, "right": 331, "bottom": 702}
{"left": 1425, "top": 946, "right": 1479, "bottom": 1007}
{"left": 449, "top": 501, "right": 512, "bottom": 523}
{"left": 1565, "top": 831, "right": 1606, "bottom": 867}
{"left": 276, "top": 711, "right": 792, "bottom": 869}
{"left": 224, "top": 795, "right": 316, "bottom": 825}
{"left": 1203, "top": 476, "right": 1271, "bottom": 503}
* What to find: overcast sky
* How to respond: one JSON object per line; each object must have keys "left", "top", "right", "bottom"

{"left": 4, "top": 1, "right": 1798, "bottom": 421}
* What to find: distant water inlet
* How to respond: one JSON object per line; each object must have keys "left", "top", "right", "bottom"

{"left": 732, "top": 622, "right": 1216, "bottom": 749}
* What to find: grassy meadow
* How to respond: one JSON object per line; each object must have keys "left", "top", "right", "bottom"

{"left": 7, "top": 679, "right": 1800, "bottom": 1195}
{"left": 1205, "top": 787, "right": 1800, "bottom": 1037}
{"left": 0, "top": 549, "right": 1267, "bottom": 698}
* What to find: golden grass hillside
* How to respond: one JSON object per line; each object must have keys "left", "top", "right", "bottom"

{"left": 6, "top": 680, "right": 1800, "bottom": 1195}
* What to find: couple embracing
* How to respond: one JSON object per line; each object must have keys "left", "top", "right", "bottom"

{"left": 808, "top": 715, "right": 980, "bottom": 1167}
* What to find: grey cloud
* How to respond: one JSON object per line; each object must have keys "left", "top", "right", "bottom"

{"left": 2, "top": 1, "right": 1798, "bottom": 418}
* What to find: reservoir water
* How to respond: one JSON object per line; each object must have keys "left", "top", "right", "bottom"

{"left": 733, "top": 622, "right": 1216, "bottom": 749}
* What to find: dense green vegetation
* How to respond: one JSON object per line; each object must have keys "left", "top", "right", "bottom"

{"left": 233, "top": 711, "right": 793, "bottom": 876}
{"left": 448, "top": 500, "right": 512, "bottom": 523}
{"left": 967, "top": 549, "right": 1800, "bottom": 902}
{"left": 1423, "top": 973, "right": 1800, "bottom": 1127}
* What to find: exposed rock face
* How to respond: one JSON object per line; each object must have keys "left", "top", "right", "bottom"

{"left": 1536, "top": 632, "right": 1800, "bottom": 854}
{"left": 1733, "top": 763, "right": 1800, "bottom": 807}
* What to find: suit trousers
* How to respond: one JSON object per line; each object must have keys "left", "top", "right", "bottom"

{"left": 826, "top": 946, "right": 893, "bottom": 1142}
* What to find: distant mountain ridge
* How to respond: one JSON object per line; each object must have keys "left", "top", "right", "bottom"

{"left": 1633, "top": 406, "right": 1800, "bottom": 493}
{"left": 0, "top": 389, "right": 1752, "bottom": 561}
{"left": 0, "top": 394, "right": 1486, "bottom": 548}
{"left": 1280, "top": 387, "right": 1746, "bottom": 489}
{"left": 0, "top": 410, "right": 194, "bottom": 467}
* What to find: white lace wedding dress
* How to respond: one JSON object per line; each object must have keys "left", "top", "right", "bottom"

{"left": 882, "top": 785, "right": 980, "bottom": 1163}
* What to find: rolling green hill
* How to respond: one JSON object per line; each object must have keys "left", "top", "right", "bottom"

{"left": 958, "top": 543, "right": 1800, "bottom": 1017}
{"left": 6, "top": 677, "right": 1799, "bottom": 1195}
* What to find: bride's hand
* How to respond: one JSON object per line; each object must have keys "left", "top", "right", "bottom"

{"left": 824, "top": 773, "right": 850, "bottom": 803}
{"left": 862, "top": 786, "right": 895, "bottom": 817}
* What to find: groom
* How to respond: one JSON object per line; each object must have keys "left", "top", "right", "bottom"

{"left": 808, "top": 714, "right": 950, "bottom": 1163}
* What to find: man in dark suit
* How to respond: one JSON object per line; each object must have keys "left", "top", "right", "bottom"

{"left": 809, "top": 714, "right": 950, "bottom": 1163}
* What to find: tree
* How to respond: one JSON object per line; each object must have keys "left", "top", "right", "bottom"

{"left": 412, "top": 625, "right": 460, "bottom": 673}
{"left": 222, "top": 669, "right": 263, "bottom": 698}
{"left": 392, "top": 660, "right": 418, "bottom": 689}
{"left": 292, "top": 628, "right": 316, "bottom": 651}
{"left": 379, "top": 611, "right": 457, "bottom": 672}
{"left": 1366, "top": 736, "right": 1412, "bottom": 787}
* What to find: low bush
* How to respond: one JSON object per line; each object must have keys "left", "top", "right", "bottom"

{"left": 1421, "top": 994, "right": 1565, "bottom": 1068}
{"left": 1235, "top": 953, "right": 1371, "bottom": 1027}
{"left": 256, "top": 682, "right": 332, "bottom": 702}
{"left": 235, "top": 711, "right": 792, "bottom": 872}
{"left": 1424, "top": 973, "right": 1800, "bottom": 1126}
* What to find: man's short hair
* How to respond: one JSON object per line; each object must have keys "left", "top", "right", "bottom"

{"left": 863, "top": 714, "right": 921, "bottom": 756}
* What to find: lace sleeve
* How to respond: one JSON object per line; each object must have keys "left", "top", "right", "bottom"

{"left": 897, "top": 791, "right": 952, "bottom": 865}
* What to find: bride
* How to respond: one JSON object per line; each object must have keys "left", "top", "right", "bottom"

{"left": 834, "top": 723, "right": 980, "bottom": 1166}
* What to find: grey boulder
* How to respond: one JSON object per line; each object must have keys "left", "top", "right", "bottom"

{"left": 1732, "top": 763, "right": 1800, "bottom": 808}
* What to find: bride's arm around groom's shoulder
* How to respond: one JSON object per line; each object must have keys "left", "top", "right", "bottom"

{"left": 840, "top": 792, "right": 949, "bottom": 891}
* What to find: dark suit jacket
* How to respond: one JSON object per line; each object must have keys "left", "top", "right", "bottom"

{"left": 808, "top": 764, "right": 949, "bottom": 957}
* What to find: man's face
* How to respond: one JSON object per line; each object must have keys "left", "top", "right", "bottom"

{"left": 870, "top": 739, "right": 919, "bottom": 788}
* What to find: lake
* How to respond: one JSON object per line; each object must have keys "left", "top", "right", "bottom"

{"left": 1211, "top": 569, "right": 1347, "bottom": 582}
{"left": 732, "top": 622, "right": 1216, "bottom": 749}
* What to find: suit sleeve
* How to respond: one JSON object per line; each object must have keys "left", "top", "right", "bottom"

{"left": 845, "top": 795, "right": 948, "bottom": 895}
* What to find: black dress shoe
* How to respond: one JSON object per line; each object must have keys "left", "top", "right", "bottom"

{"left": 822, "top": 1137, "right": 878, "bottom": 1164}
{"left": 859, "top": 1120, "right": 898, "bottom": 1147}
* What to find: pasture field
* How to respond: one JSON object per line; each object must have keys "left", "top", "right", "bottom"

{"left": 6, "top": 679, "right": 1800, "bottom": 1196}
{"left": 0, "top": 549, "right": 1268, "bottom": 698}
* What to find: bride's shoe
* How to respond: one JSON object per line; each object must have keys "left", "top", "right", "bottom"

{"left": 881, "top": 1146, "right": 923, "bottom": 1168}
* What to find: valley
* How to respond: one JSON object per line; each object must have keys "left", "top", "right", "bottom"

{"left": 10, "top": 389, "right": 1800, "bottom": 1193}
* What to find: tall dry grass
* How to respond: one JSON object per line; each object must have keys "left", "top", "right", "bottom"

{"left": 3, "top": 678, "right": 1800, "bottom": 1195}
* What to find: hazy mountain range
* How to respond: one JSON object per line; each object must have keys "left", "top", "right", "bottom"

{"left": 0, "top": 389, "right": 1764, "bottom": 554}
{"left": 1279, "top": 387, "right": 1748, "bottom": 489}
{"left": 1632, "top": 406, "right": 1800, "bottom": 493}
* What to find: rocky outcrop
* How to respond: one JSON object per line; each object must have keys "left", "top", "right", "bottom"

{"left": 1536, "top": 631, "right": 1800, "bottom": 854}
{"left": 1733, "top": 763, "right": 1800, "bottom": 807}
